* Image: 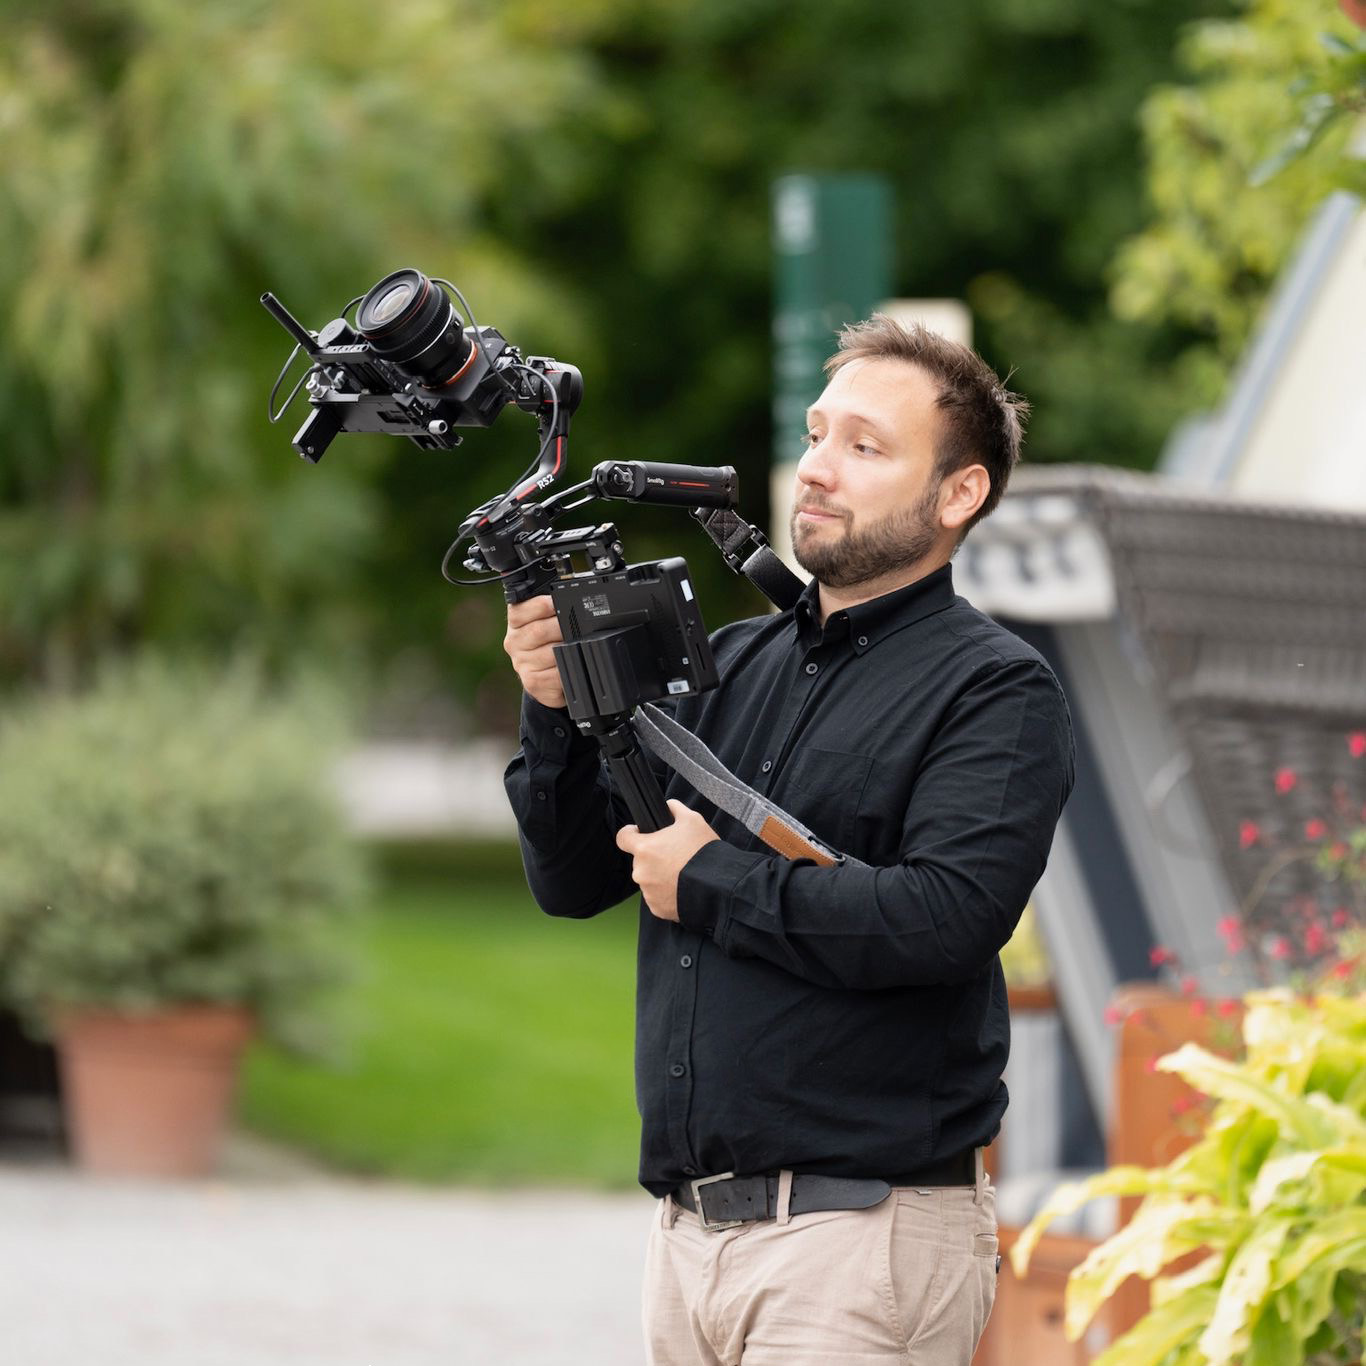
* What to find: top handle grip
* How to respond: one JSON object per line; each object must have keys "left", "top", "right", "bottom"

{"left": 594, "top": 462, "right": 737, "bottom": 509}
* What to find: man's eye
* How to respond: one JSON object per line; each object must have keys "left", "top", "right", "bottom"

{"left": 854, "top": 443, "right": 880, "bottom": 456}
{"left": 800, "top": 432, "right": 821, "bottom": 449}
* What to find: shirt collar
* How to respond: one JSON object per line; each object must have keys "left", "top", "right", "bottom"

{"left": 793, "top": 563, "right": 956, "bottom": 653}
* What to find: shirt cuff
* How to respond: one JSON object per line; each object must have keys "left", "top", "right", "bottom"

{"left": 519, "top": 694, "right": 596, "bottom": 763}
{"left": 676, "top": 839, "right": 763, "bottom": 950}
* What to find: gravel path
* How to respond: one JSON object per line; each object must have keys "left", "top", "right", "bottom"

{"left": 0, "top": 1138, "right": 652, "bottom": 1366}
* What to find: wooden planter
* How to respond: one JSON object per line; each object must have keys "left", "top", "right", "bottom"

{"left": 56, "top": 1005, "right": 254, "bottom": 1177}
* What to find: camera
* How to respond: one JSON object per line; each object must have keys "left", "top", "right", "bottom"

{"left": 263, "top": 268, "right": 582, "bottom": 467}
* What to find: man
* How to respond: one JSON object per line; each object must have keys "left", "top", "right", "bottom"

{"left": 503, "top": 315, "right": 1075, "bottom": 1365}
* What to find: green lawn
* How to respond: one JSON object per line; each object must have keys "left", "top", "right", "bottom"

{"left": 240, "top": 849, "right": 642, "bottom": 1187}
{"left": 241, "top": 844, "right": 1051, "bottom": 1187}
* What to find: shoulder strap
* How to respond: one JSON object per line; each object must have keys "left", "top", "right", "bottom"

{"left": 691, "top": 508, "right": 806, "bottom": 611}
{"left": 633, "top": 703, "right": 843, "bottom": 867}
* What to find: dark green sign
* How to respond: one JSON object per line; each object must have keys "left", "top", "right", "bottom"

{"left": 771, "top": 174, "right": 893, "bottom": 469}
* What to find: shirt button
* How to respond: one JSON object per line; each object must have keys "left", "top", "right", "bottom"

{"left": 857, "top": 635, "right": 869, "bottom": 647}
{"left": 761, "top": 760, "right": 772, "bottom": 773}
{"left": 670, "top": 1063, "right": 687, "bottom": 1078}
{"left": 553, "top": 726, "right": 566, "bottom": 737}
{"left": 805, "top": 662, "right": 818, "bottom": 675}
{"left": 680, "top": 954, "right": 693, "bottom": 968}
{"left": 534, "top": 791, "right": 547, "bottom": 802}
{"left": 683, "top": 1166, "right": 697, "bottom": 1176}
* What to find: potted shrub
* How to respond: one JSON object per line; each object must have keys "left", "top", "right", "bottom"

{"left": 1012, "top": 977, "right": 1366, "bottom": 1365}
{"left": 0, "top": 657, "right": 365, "bottom": 1176}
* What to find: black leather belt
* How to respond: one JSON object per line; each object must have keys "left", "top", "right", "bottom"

{"left": 673, "top": 1148, "right": 978, "bottom": 1231}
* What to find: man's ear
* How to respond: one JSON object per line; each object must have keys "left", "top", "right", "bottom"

{"left": 939, "top": 464, "right": 990, "bottom": 531}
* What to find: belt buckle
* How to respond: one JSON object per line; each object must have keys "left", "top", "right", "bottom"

{"left": 690, "top": 1171, "right": 745, "bottom": 1231}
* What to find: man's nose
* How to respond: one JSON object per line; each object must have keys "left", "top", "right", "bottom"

{"left": 797, "top": 439, "right": 836, "bottom": 488}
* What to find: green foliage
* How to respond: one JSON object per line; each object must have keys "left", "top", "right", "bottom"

{"left": 1111, "top": 0, "right": 1365, "bottom": 376}
{"left": 241, "top": 871, "right": 640, "bottom": 1186}
{"left": 1013, "top": 990, "right": 1366, "bottom": 1366}
{"left": 0, "top": 656, "right": 367, "bottom": 1053}
{"left": 0, "top": 0, "right": 1245, "bottom": 713}
{"left": 0, "top": 0, "right": 596, "bottom": 692}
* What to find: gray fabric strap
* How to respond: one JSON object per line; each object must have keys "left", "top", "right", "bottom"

{"left": 634, "top": 703, "right": 843, "bottom": 866}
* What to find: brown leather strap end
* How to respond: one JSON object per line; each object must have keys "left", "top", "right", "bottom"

{"left": 757, "top": 815, "right": 838, "bottom": 867}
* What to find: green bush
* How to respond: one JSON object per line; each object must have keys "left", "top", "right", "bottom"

{"left": 1013, "top": 988, "right": 1366, "bottom": 1366}
{"left": 0, "top": 658, "right": 366, "bottom": 1053}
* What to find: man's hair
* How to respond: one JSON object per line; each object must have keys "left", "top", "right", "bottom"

{"left": 824, "top": 314, "right": 1029, "bottom": 539}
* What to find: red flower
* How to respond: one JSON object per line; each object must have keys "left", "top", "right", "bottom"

{"left": 1103, "top": 1004, "right": 1125, "bottom": 1027}
{"left": 1239, "top": 820, "right": 1261, "bottom": 849}
{"left": 1217, "top": 999, "right": 1239, "bottom": 1019}
{"left": 1180, "top": 975, "right": 1200, "bottom": 997}
{"left": 1332, "top": 908, "right": 1351, "bottom": 929}
{"left": 1270, "top": 936, "right": 1292, "bottom": 960}
{"left": 1275, "top": 768, "right": 1298, "bottom": 795}
{"left": 1217, "top": 916, "right": 1245, "bottom": 952}
{"left": 1144, "top": 1056, "right": 1159, "bottom": 1074}
{"left": 1304, "top": 923, "right": 1329, "bottom": 955}
{"left": 1331, "top": 958, "right": 1357, "bottom": 980}
{"left": 1149, "top": 945, "right": 1176, "bottom": 967}
{"left": 1349, "top": 731, "right": 1366, "bottom": 758}
{"left": 1305, "top": 819, "right": 1328, "bottom": 841}
{"left": 1345, "top": 1, "right": 1366, "bottom": 29}
{"left": 1330, "top": 842, "right": 1349, "bottom": 859}
{"left": 1171, "top": 1095, "right": 1196, "bottom": 1115}
{"left": 1190, "top": 998, "right": 1208, "bottom": 1018}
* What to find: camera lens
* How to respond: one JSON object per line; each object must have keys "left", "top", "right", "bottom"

{"left": 369, "top": 282, "right": 415, "bottom": 325}
{"left": 356, "top": 269, "right": 475, "bottom": 388}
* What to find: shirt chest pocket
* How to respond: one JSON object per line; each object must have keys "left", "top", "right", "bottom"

{"left": 775, "top": 746, "right": 874, "bottom": 855}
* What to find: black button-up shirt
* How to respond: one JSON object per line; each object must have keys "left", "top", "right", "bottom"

{"left": 504, "top": 563, "right": 1075, "bottom": 1197}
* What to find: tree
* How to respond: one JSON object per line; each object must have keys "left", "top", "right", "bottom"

{"left": 1110, "top": 0, "right": 1365, "bottom": 384}
{"left": 0, "top": 0, "right": 594, "bottom": 693}
{"left": 1, "top": 0, "right": 1245, "bottom": 725}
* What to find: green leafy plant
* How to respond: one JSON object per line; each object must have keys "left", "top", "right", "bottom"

{"left": 1111, "top": 0, "right": 1365, "bottom": 390}
{"left": 0, "top": 657, "right": 367, "bottom": 1055}
{"left": 1014, "top": 988, "right": 1366, "bottom": 1366}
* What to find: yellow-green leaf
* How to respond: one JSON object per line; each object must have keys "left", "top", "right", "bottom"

{"left": 1066, "top": 1197, "right": 1233, "bottom": 1341}
{"left": 1091, "top": 1285, "right": 1220, "bottom": 1366}
{"left": 1010, "top": 1165, "right": 1204, "bottom": 1278}
{"left": 1157, "top": 1045, "right": 1340, "bottom": 1148}
{"left": 1197, "top": 1219, "right": 1293, "bottom": 1363}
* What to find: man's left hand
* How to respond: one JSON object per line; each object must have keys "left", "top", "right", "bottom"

{"left": 616, "top": 799, "right": 721, "bottom": 922}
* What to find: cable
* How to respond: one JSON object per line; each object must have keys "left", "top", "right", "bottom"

{"left": 440, "top": 532, "right": 495, "bottom": 587}
{"left": 267, "top": 296, "right": 364, "bottom": 423}
{"left": 268, "top": 344, "right": 306, "bottom": 423}
{"left": 500, "top": 360, "right": 562, "bottom": 492}
{"left": 434, "top": 277, "right": 511, "bottom": 397}
{"left": 433, "top": 275, "right": 563, "bottom": 494}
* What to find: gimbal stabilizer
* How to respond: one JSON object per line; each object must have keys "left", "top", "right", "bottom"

{"left": 262, "top": 270, "right": 805, "bottom": 837}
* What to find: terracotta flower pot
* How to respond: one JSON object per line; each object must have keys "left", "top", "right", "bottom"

{"left": 56, "top": 1005, "right": 254, "bottom": 1177}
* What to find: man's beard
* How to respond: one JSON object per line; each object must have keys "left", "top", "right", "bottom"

{"left": 790, "top": 482, "right": 941, "bottom": 590}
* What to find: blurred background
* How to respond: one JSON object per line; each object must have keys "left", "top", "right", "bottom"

{"left": 2, "top": 0, "right": 1365, "bottom": 1360}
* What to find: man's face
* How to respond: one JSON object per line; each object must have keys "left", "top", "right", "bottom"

{"left": 790, "top": 358, "right": 947, "bottom": 591}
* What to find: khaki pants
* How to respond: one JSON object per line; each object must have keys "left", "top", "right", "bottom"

{"left": 643, "top": 1180, "right": 998, "bottom": 1365}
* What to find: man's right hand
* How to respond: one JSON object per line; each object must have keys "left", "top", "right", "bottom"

{"left": 504, "top": 595, "right": 568, "bottom": 710}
